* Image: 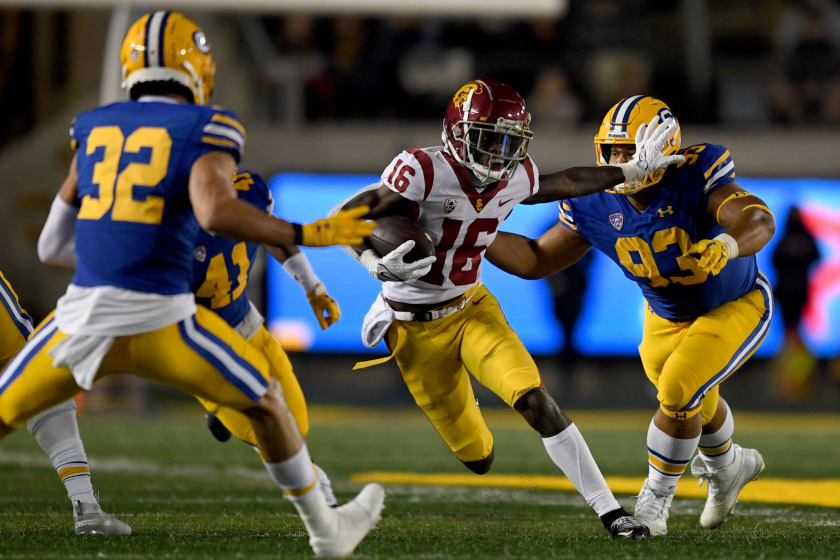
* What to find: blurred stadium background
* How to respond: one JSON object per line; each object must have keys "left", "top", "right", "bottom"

{"left": 1, "top": 2, "right": 840, "bottom": 558}
{"left": 0, "top": 0, "right": 839, "bottom": 413}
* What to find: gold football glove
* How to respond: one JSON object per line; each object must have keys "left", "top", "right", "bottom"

{"left": 307, "top": 284, "right": 341, "bottom": 330}
{"left": 301, "top": 206, "right": 375, "bottom": 247}
{"left": 687, "top": 239, "right": 729, "bottom": 276}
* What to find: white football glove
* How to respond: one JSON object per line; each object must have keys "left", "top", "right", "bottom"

{"left": 618, "top": 116, "right": 686, "bottom": 182}
{"left": 359, "top": 241, "right": 437, "bottom": 282}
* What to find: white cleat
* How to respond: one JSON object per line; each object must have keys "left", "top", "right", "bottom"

{"left": 633, "top": 478, "right": 674, "bottom": 537}
{"left": 691, "top": 444, "right": 765, "bottom": 529}
{"left": 73, "top": 500, "right": 132, "bottom": 536}
{"left": 309, "top": 483, "right": 385, "bottom": 558}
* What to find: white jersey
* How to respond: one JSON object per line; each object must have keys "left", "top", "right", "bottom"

{"left": 380, "top": 146, "right": 538, "bottom": 305}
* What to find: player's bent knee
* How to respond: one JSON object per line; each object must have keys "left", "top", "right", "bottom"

{"left": 462, "top": 447, "right": 495, "bottom": 475}
{"left": 255, "top": 380, "right": 289, "bottom": 415}
{"left": 657, "top": 363, "right": 701, "bottom": 415}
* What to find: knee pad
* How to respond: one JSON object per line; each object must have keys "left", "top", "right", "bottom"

{"left": 660, "top": 402, "right": 701, "bottom": 421}
{"left": 657, "top": 363, "right": 702, "bottom": 421}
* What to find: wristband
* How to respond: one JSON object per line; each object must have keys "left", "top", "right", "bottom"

{"left": 359, "top": 249, "right": 379, "bottom": 274}
{"left": 292, "top": 223, "right": 303, "bottom": 245}
{"left": 613, "top": 163, "right": 641, "bottom": 182}
{"left": 714, "top": 233, "right": 739, "bottom": 260}
{"left": 282, "top": 252, "right": 321, "bottom": 294}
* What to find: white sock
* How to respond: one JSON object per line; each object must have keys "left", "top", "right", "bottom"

{"left": 698, "top": 402, "right": 736, "bottom": 470}
{"left": 27, "top": 399, "right": 98, "bottom": 506}
{"left": 647, "top": 419, "right": 699, "bottom": 494}
{"left": 542, "top": 424, "right": 621, "bottom": 517}
{"left": 264, "top": 444, "right": 337, "bottom": 537}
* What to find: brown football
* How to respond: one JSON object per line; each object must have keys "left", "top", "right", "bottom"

{"left": 368, "top": 216, "right": 435, "bottom": 262}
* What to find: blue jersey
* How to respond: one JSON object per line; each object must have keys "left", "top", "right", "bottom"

{"left": 70, "top": 99, "right": 246, "bottom": 295}
{"left": 191, "top": 172, "right": 271, "bottom": 327}
{"left": 559, "top": 143, "right": 758, "bottom": 322}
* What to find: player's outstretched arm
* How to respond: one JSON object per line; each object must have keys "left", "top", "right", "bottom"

{"left": 686, "top": 183, "right": 776, "bottom": 275}
{"left": 38, "top": 154, "right": 80, "bottom": 267}
{"left": 342, "top": 184, "right": 416, "bottom": 220}
{"left": 190, "top": 152, "right": 374, "bottom": 247}
{"left": 523, "top": 166, "right": 626, "bottom": 204}
{"left": 523, "top": 117, "right": 686, "bottom": 204}
{"left": 267, "top": 244, "right": 341, "bottom": 330}
{"left": 486, "top": 223, "right": 591, "bottom": 280}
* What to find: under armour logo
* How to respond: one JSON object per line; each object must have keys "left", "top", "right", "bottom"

{"left": 658, "top": 206, "right": 674, "bottom": 218}
{"left": 674, "top": 412, "right": 687, "bottom": 420}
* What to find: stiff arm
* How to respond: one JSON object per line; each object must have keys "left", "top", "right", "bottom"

{"left": 522, "top": 166, "right": 626, "bottom": 205}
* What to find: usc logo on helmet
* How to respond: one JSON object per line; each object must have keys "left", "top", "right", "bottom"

{"left": 452, "top": 82, "right": 484, "bottom": 108}
{"left": 120, "top": 11, "right": 216, "bottom": 105}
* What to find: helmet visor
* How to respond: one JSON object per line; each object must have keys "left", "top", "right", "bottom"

{"left": 465, "top": 126, "right": 529, "bottom": 173}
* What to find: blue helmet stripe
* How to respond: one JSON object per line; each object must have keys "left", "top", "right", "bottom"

{"left": 611, "top": 95, "right": 646, "bottom": 131}
{"left": 157, "top": 11, "right": 171, "bottom": 68}
{"left": 610, "top": 97, "right": 630, "bottom": 125}
{"left": 143, "top": 14, "right": 153, "bottom": 68}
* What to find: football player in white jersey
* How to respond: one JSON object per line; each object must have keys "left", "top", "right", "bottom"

{"left": 336, "top": 79, "right": 683, "bottom": 539}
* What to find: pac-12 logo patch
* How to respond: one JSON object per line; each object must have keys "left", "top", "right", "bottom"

{"left": 444, "top": 197, "right": 458, "bottom": 214}
{"left": 609, "top": 213, "right": 624, "bottom": 231}
{"left": 193, "top": 246, "right": 207, "bottom": 262}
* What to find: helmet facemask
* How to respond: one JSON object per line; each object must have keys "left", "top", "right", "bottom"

{"left": 446, "top": 117, "right": 533, "bottom": 184}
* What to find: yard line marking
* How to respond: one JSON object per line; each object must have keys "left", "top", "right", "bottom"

{"left": 351, "top": 472, "right": 840, "bottom": 509}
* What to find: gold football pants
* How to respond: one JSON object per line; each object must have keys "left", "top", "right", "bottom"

{"left": 196, "top": 323, "right": 309, "bottom": 444}
{"left": 0, "top": 307, "right": 270, "bottom": 429}
{"left": 639, "top": 275, "right": 773, "bottom": 424}
{"left": 383, "top": 285, "right": 543, "bottom": 463}
{"left": 0, "top": 270, "right": 32, "bottom": 369}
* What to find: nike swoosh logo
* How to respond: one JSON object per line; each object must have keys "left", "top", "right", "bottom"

{"left": 499, "top": 199, "right": 514, "bottom": 207}
{"left": 472, "top": 295, "right": 487, "bottom": 305}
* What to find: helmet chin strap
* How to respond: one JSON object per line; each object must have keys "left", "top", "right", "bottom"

{"left": 182, "top": 60, "right": 204, "bottom": 105}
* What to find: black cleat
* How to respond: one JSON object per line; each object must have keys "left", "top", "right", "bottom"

{"left": 608, "top": 516, "right": 650, "bottom": 540}
{"left": 206, "top": 412, "right": 232, "bottom": 443}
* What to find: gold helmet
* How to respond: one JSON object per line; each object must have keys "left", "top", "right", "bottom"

{"left": 594, "top": 95, "right": 681, "bottom": 195}
{"left": 120, "top": 12, "right": 215, "bottom": 105}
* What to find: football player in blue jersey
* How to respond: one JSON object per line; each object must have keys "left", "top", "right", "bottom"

{"left": 487, "top": 96, "right": 776, "bottom": 536}
{"left": 41, "top": 170, "right": 344, "bottom": 508}
{"left": 2, "top": 12, "right": 382, "bottom": 556}
{"left": 190, "top": 172, "right": 340, "bottom": 467}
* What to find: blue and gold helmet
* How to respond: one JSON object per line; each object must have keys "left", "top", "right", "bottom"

{"left": 595, "top": 96, "right": 681, "bottom": 194}
{"left": 120, "top": 12, "right": 215, "bottom": 105}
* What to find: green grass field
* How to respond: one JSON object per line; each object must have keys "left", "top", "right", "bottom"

{"left": 1, "top": 406, "right": 838, "bottom": 559}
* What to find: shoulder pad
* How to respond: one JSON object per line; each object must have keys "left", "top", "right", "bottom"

{"left": 381, "top": 148, "right": 436, "bottom": 202}
{"left": 677, "top": 143, "right": 735, "bottom": 193}
{"left": 200, "top": 107, "right": 247, "bottom": 161}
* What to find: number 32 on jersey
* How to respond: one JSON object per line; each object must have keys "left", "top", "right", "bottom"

{"left": 79, "top": 126, "right": 171, "bottom": 224}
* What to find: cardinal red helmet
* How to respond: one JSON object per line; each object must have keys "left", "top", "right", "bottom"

{"left": 442, "top": 79, "right": 533, "bottom": 184}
